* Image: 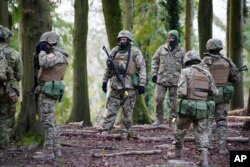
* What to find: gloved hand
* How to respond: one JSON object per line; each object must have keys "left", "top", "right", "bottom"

{"left": 102, "top": 82, "right": 107, "bottom": 93}
{"left": 152, "top": 75, "right": 157, "bottom": 83}
{"left": 37, "top": 41, "right": 49, "bottom": 53}
{"left": 138, "top": 86, "right": 145, "bottom": 95}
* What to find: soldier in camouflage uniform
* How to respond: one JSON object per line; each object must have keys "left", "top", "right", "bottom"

{"left": 151, "top": 30, "right": 185, "bottom": 127}
{"left": 101, "top": 30, "right": 146, "bottom": 138}
{"left": 175, "top": 51, "right": 218, "bottom": 167}
{"left": 32, "top": 31, "right": 68, "bottom": 160}
{"left": 0, "top": 25, "right": 23, "bottom": 151}
{"left": 202, "top": 38, "right": 240, "bottom": 155}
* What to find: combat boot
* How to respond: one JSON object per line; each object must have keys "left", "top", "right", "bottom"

{"left": 175, "top": 146, "right": 183, "bottom": 159}
{"left": 32, "top": 148, "right": 55, "bottom": 160}
{"left": 218, "top": 141, "right": 228, "bottom": 155}
{"left": 200, "top": 149, "right": 209, "bottom": 167}
{"left": 53, "top": 144, "right": 62, "bottom": 157}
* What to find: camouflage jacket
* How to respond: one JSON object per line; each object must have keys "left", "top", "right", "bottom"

{"left": 151, "top": 43, "right": 185, "bottom": 86}
{"left": 0, "top": 43, "right": 23, "bottom": 95}
{"left": 177, "top": 64, "right": 218, "bottom": 98}
{"left": 103, "top": 46, "right": 146, "bottom": 90}
{"left": 201, "top": 53, "right": 240, "bottom": 85}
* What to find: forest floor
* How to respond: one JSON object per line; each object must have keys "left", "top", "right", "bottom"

{"left": 1, "top": 119, "right": 250, "bottom": 167}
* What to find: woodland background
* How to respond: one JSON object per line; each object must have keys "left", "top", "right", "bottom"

{"left": 1, "top": 0, "right": 250, "bottom": 144}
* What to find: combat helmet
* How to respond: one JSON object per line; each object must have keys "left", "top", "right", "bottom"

{"left": 206, "top": 38, "right": 223, "bottom": 51}
{"left": 117, "top": 30, "right": 133, "bottom": 41}
{"left": 0, "top": 25, "right": 11, "bottom": 40}
{"left": 184, "top": 50, "right": 201, "bottom": 66}
{"left": 40, "top": 31, "right": 59, "bottom": 44}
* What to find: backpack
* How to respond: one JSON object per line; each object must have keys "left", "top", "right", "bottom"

{"left": 0, "top": 48, "right": 9, "bottom": 83}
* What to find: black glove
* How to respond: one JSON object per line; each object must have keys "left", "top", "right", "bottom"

{"left": 137, "top": 86, "right": 145, "bottom": 95}
{"left": 102, "top": 82, "right": 107, "bottom": 93}
{"left": 37, "top": 41, "right": 49, "bottom": 53}
{"left": 152, "top": 75, "right": 157, "bottom": 83}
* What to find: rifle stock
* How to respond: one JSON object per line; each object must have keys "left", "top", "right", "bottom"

{"left": 103, "top": 46, "right": 128, "bottom": 96}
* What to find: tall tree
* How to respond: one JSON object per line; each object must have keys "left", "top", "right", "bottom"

{"left": 184, "top": 0, "right": 194, "bottom": 51}
{"left": 102, "top": 0, "right": 122, "bottom": 48}
{"left": 122, "top": 0, "right": 151, "bottom": 124}
{"left": 198, "top": 0, "right": 213, "bottom": 58}
{"left": 229, "top": 0, "right": 244, "bottom": 109}
{"left": 67, "top": 0, "right": 91, "bottom": 126}
{"left": 0, "top": 0, "right": 9, "bottom": 27}
{"left": 14, "top": 0, "right": 51, "bottom": 139}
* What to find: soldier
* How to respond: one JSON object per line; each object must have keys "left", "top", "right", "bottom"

{"left": 101, "top": 30, "right": 146, "bottom": 138}
{"left": 0, "top": 25, "right": 23, "bottom": 153}
{"left": 151, "top": 30, "right": 185, "bottom": 127}
{"left": 32, "top": 31, "right": 68, "bottom": 160}
{"left": 175, "top": 51, "right": 218, "bottom": 167}
{"left": 202, "top": 38, "right": 240, "bottom": 155}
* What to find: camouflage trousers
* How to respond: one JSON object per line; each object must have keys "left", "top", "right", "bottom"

{"left": 174, "top": 115, "right": 210, "bottom": 150}
{"left": 102, "top": 89, "right": 137, "bottom": 134}
{"left": 38, "top": 93, "right": 59, "bottom": 149}
{"left": 207, "top": 103, "right": 228, "bottom": 146}
{"left": 0, "top": 93, "right": 16, "bottom": 149}
{"left": 154, "top": 84, "right": 177, "bottom": 122}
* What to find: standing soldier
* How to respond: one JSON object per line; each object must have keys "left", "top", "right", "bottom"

{"left": 202, "top": 38, "right": 240, "bottom": 155}
{"left": 101, "top": 30, "right": 146, "bottom": 138}
{"left": 151, "top": 30, "right": 185, "bottom": 127}
{"left": 175, "top": 51, "right": 218, "bottom": 167}
{"left": 32, "top": 31, "right": 68, "bottom": 160}
{"left": 0, "top": 25, "right": 23, "bottom": 152}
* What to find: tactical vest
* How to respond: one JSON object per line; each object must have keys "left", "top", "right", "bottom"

{"left": 209, "top": 58, "right": 230, "bottom": 86}
{"left": 0, "top": 48, "right": 9, "bottom": 83}
{"left": 113, "top": 51, "right": 129, "bottom": 75}
{"left": 187, "top": 67, "right": 209, "bottom": 100}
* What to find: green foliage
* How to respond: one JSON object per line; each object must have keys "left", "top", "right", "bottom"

{"left": 16, "top": 133, "right": 44, "bottom": 147}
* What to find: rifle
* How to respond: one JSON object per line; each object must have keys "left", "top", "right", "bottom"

{"left": 103, "top": 46, "right": 128, "bottom": 96}
{"left": 238, "top": 65, "right": 248, "bottom": 72}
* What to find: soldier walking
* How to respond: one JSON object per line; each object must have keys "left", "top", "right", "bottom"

{"left": 101, "top": 30, "right": 146, "bottom": 138}
{"left": 202, "top": 38, "right": 240, "bottom": 155}
{"left": 175, "top": 51, "right": 218, "bottom": 167}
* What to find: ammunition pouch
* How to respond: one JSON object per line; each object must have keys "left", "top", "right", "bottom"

{"left": 131, "top": 73, "right": 139, "bottom": 88}
{"left": 42, "top": 80, "right": 65, "bottom": 102}
{"left": 208, "top": 83, "right": 234, "bottom": 103}
{"left": 177, "top": 99, "right": 215, "bottom": 119}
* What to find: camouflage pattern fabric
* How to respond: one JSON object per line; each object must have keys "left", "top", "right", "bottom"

{"left": 151, "top": 43, "right": 185, "bottom": 122}
{"left": 0, "top": 43, "right": 23, "bottom": 149}
{"left": 176, "top": 63, "right": 218, "bottom": 150}
{"left": 38, "top": 93, "right": 58, "bottom": 148}
{"left": 102, "top": 89, "right": 137, "bottom": 133}
{"left": 102, "top": 44, "right": 146, "bottom": 135}
{"left": 175, "top": 116, "right": 210, "bottom": 150}
{"left": 154, "top": 84, "right": 178, "bottom": 122}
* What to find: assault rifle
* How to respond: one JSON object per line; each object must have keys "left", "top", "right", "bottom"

{"left": 103, "top": 46, "right": 128, "bottom": 96}
{"left": 238, "top": 65, "right": 248, "bottom": 72}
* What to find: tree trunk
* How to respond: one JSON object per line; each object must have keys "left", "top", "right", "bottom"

{"left": 243, "top": 89, "right": 250, "bottom": 130}
{"left": 226, "top": 0, "right": 230, "bottom": 55}
{"left": 229, "top": 0, "right": 244, "bottom": 109}
{"left": 166, "top": 0, "right": 181, "bottom": 31}
{"left": 184, "top": 0, "right": 194, "bottom": 51}
{"left": 198, "top": 0, "right": 212, "bottom": 58}
{"left": 67, "top": 0, "right": 91, "bottom": 126}
{"left": 0, "top": 0, "right": 9, "bottom": 27}
{"left": 122, "top": 0, "right": 133, "bottom": 31}
{"left": 14, "top": 0, "right": 51, "bottom": 140}
{"left": 102, "top": 0, "right": 122, "bottom": 48}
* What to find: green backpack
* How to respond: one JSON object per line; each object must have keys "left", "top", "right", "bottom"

{"left": 42, "top": 80, "right": 65, "bottom": 102}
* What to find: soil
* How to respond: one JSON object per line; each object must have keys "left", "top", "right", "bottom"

{"left": 1, "top": 120, "right": 250, "bottom": 167}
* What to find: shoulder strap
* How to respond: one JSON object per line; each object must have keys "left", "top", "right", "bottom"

{"left": 124, "top": 48, "right": 131, "bottom": 75}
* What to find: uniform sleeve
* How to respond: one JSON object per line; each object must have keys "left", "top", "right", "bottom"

{"left": 177, "top": 69, "right": 188, "bottom": 98}
{"left": 227, "top": 59, "right": 240, "bottom": 83}
{"left": 151, "top": 46, "right": 161, "bottom": 76}
{"left": 134, "top": 48, "right": 146, "bottom": 87}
